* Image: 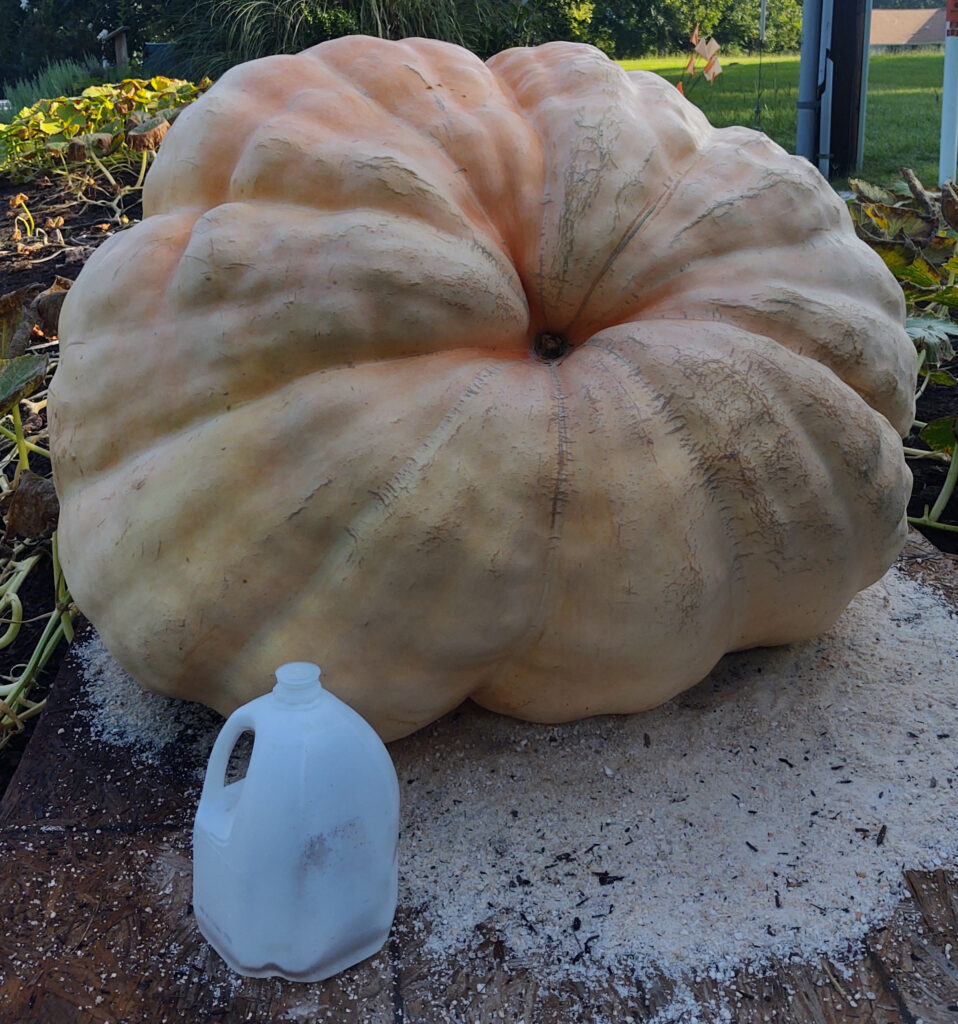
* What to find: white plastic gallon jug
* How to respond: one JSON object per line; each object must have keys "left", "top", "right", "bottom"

{"left": 192, "top": 662, "right": 400, "bottom": 981}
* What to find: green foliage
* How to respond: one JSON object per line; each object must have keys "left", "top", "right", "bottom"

{"left": 3, "top": 56, "right": 104, "bottom": 117}
{"left": 847, "top": 174, "right": 958, "bottom": 326}
{"left": 587, "top": 0, "right": 801, "bottom": 58}
{"left": 163, "top": 0, "right": 590, "bottom": 75}
{"left": 847, "top": 173, "right": 958, "bottom": 535}
{"left": 0, "top": 76, "right": 209, "bottom": 180}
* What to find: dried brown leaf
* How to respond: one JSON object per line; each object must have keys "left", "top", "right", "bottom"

{"left": 941, "top": 181, "right": 958, "bottom": 234}
{"left": 5, "top": 471, "right": 60, "bottom": 538}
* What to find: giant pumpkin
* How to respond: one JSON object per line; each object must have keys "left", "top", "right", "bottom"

{"left": 49, "top": 38, "right": 916, "bottom": 741}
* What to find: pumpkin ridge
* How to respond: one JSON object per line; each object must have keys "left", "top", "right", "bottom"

{"left": 587, "top": 338, "right": 743, "bottom": 644}
{"left": 590, "top": 320, "right": 908, "bottom": 644}
{"left": 234, "top": 359, "right": 513, "bottom": 649}
{"left": 496, "top": 359, "right": 574, "bottom": 676}
{"left": 307, "top": 37, "right": 540, "bottom": 270}
{"left": 562, "top": 141, "right": 716, "bottom": 341}
{"left": 629, "top": 298, "right": 914, "bottom": 436}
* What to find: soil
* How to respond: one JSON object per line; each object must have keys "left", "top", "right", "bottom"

{"left": 0, "top": 169, "right": 956, "bottom": 799}
{"left": 0, "top": 170, "right": 144, "bottom": 793}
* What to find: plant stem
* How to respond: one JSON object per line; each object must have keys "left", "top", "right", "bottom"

{"left": 133, "top": 148, "right": 150, "bottom": 190}
{"left": 915, "top": 369, "right": 933, "bottom": 401}
{"left": 88, "top": 147, "right": 118, "bottom": 190}
{"left": 903, "top": 446, "right": 951, "bottom": 462}
{"left": 0, "top": 422, "right": 49, "bottom": 459}
{"left": 10, "top": 404, "right": 31, "bottom": 472}
{"left": 51, "top": 532, "right": 73, "bottom": 644}
{"left": 927, "top": 449, "right": 958, "bottom": 522}
{"left": 908, "top": 515, "right": 958, "bottom": 533}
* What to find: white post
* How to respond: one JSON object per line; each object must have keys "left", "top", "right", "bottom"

{"left": 796, "top": 0, "right": 823, "bottom": 162}
{"left": 940, "top": 0, "right": 958, "bottom": 185}
{"left": 817, "top": 0, "right": 835, "bottom": 177}
{"left": 857, "top": 0, "right": 872, "bottom": 172}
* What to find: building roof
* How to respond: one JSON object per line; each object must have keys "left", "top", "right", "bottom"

{"left": 870, "top": 8, "right": 946, "bottom": 46}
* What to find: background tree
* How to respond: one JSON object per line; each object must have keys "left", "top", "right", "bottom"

{"left": 588, "top": 0, "right": 802, "bottom": 57}
{"left": 3, "top": 0, "right": 803, "bottom": 92}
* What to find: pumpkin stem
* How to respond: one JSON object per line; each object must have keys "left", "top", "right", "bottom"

{"left": 533, "top": 332, "right": 570, "bottom": 361}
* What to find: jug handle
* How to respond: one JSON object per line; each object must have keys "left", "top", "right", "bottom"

{"left": 201, "top": 710, "right": 258, "bottom": 804}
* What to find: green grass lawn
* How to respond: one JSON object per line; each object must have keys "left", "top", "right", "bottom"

{"left": 620, "top": 50, "right": 944, "bottom": 191}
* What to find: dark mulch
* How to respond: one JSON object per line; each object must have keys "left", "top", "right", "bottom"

{"left": 906, "top": 383, "right": 958, "bottom": 554}
{"left": 0, "top": 170, "right": 144, "bottom": 792}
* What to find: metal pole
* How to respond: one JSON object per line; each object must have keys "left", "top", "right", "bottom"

{"left": 817, "top": 0, "right": 835, "bottom": 177}
{"left": 940, "top": 0, "right": 958, "bottom": 185}
{"left": 797, "top": 0, "right": 823, "bottom": 162}
{"left": 857, "top": 0, "right": 872, "bottom": 172}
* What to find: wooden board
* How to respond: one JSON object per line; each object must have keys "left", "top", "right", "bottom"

{"left": 2, "top": 532, "right": 958, "bottom": 1023}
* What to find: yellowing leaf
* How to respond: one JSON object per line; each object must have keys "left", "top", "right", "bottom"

{"left": 920, "top": 416, "right": 958, "bottom": 454}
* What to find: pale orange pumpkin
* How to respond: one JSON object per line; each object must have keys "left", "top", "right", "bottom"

{"left": 50, "top": 38, "right": 916, "bottom": 740}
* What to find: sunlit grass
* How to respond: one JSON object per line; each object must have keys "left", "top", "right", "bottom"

{"left": 620, "top": 50, "right": 946, "bottom": 190}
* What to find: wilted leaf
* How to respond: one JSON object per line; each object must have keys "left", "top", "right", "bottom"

{"left": 921, "top": 368, "right": 958, "bottom": 386}
{"left": 942, "top": 181, "right": 958, "bottom": 233}
{"left": 5, "top": 471, "right": 59, "bottom": 537}
{"left": 921, "top": 236, "right": 958, "bottom": 267}
{"left": 849, "top": 179, "right": 899, "bottom": 205}
{"left": 0, "top": 283, "right": 43, "bottom": 355}
{"left": 927, "top": 285, "right": 958, "bottom": 307}
{"left": 0, "top": 353, "right": 48, "bottom": 414}
{"left": 126, "top": 116, "right": 169, "bottom": 151}
{"left": 66, "top": 131, "right": 117, "bottom": 162}
{"left": 862, "top": 201, "right": 938, "bottom": 245}
{"left": 920, "top": 416, "right": 958, "bottom": 455}
{"left": 897, "top": 255, "right": 941, "bottom": 289}
{"left": 33, "top": 278, "right": 71, "bottom": 338}
{"left": 867, "top": 239, "right": 915, "bottom": 274}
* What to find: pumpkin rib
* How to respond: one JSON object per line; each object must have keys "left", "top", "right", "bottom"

{"left": 585, "top": 320, "right": 907, "bottom": 645}
{"left": 561, "top": 138, "right": 718, "bottom": 343}
{"left": 305, "top": 37, "right": 543, "bottom": 269}
{"left": 629, "top": 298, "right": 914, "bottom": 436}
{"left": 585, "top": 337, "right": 745, "bottom": 645}
{"left": 225, "top": 358, "right": 526, "bottom": 679}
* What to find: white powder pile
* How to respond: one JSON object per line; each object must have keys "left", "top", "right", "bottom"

{"left": 390, "top": 565, "right": 958, "bottom": 986}
{"left": 73, "top": 636, "right": 213, "bottom": 764}
{"left": 73, "top": 566, "right": 958, "bottom": 998}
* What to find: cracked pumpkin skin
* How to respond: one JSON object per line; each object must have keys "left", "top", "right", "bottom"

{"left": 49, "top": 38, "right": 916, "bottom": 740}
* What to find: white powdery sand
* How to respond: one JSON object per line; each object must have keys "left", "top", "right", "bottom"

{"left": 76, "top": 566, "right": 958, "bottom": 997}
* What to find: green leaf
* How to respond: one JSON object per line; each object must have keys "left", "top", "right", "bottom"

{"left": 37, "top": 121, "right": 62, "bottom": 135}
{"left": 941, "top": 254, "right": 958, "bottom": 276}
{"left": 0, "top": 354, "right": 48, "bottom": 416}
{"left": 869, "top": 240, "right": 916, "bottom": 276}
{"left": 921, "top": 368, "right": 958, "bottom": 386}
{"left": 906, "top": 315, "right": 958, "bottom": 350}
{"left": 920, "top": 416, "right": 958, "bottom": 455}
{"left": 927, "top": 286, "right": 958, "bottom": 308}
{"left": 897, "top": 255, "right": 941, "bottom": 289}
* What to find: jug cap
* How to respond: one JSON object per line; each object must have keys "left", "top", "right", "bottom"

{"left": 274, "top": 662, "right": 322, "bottom": 704}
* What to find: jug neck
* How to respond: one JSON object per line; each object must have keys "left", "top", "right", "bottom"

{"left": 273, "top": 662, "right": 323, "bottom": 705}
